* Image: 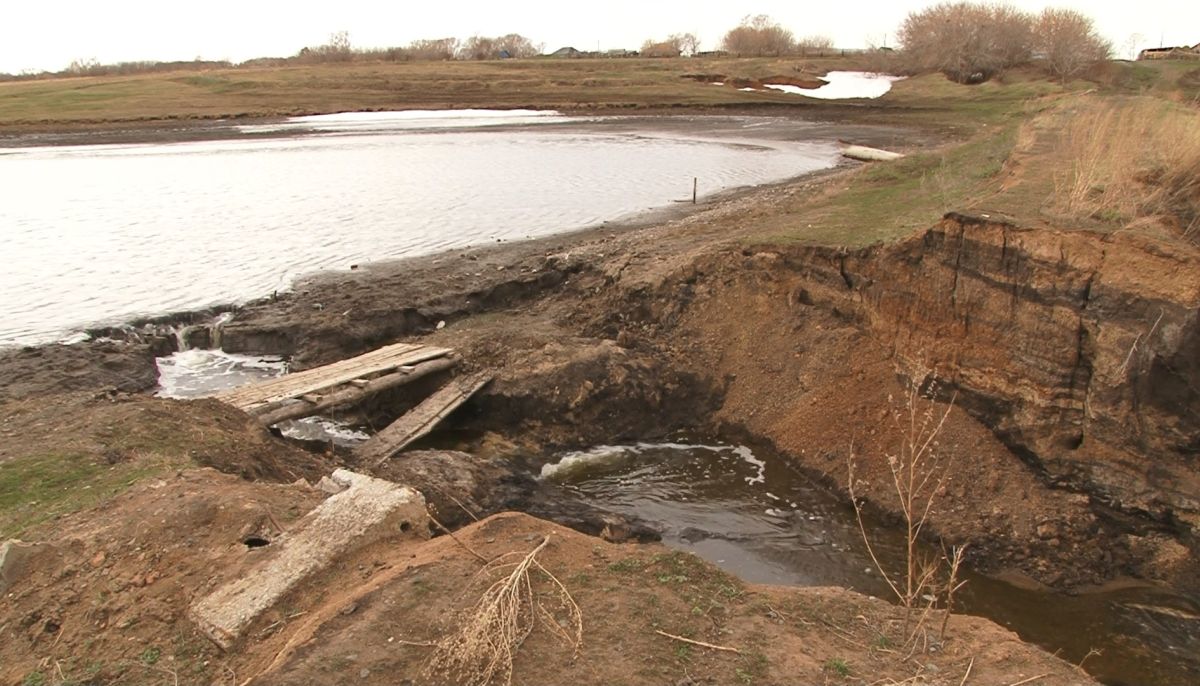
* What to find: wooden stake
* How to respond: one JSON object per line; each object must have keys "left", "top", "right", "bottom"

{"left": 692, "top": 177, "right": 698, "bottom": 204}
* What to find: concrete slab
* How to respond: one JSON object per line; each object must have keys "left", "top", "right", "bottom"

{"left": 189, "top": 469, "right": 427, "bottom": 649}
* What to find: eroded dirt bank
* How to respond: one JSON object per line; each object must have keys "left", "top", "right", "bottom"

{"left": 173, "top": 197, "right": 1197, "bottom": 595}
{"left": 1, "top": 170, "right": 1196, "bottom": 684}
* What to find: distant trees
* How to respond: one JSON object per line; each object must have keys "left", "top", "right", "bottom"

{"left": 298, "top": 31, "right": 354, "bottom": 63}
{"left": 897, "top": 3, "right": 1034, "bottom": 83}
{"left": 796, "top": 35, "right": 835, "bottom": 56}
{"left": 458, "top": 34, "right": 542, "bottom": 60}
{"left": 898, "top": 2, "right": 1111, "bottom": 84}
{"left": 1034, "top": 8, "right": 1112, "bottom": 83}
{"left": 406, "top": 38, "right": 459, "bottom": 61}
{"left": 722, "top": 15, "right": 795, "bottom": 57}
{"left": 641, "top": 39, "right": 681, "bottom": 58}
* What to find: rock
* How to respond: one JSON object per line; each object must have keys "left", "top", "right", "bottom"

{"left": 317, "top": 476, "right": 346, "bottom": 495}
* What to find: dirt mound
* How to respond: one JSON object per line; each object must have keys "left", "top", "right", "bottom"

{"left": 0, "top": 340, "right": 161, "bottom": 402}
{"left": 4, "top": 476, "right": 1094, "bottom": 686}
{"left": 0, "top": 393, "right": 335, "bottom": 539}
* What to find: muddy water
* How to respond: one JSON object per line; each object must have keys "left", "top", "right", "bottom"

{"left": 542, "top": 442, "right": 1200, "bottom": 686}
{"left": 0, "top": 112, "right": 841, "bottom": 346}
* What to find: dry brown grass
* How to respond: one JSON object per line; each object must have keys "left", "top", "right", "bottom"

{"left": 426, "top": 535, "right": 582, "bottom": 686}
{"left": 1050, "top": 97, "right": 1200, "bottom": 237}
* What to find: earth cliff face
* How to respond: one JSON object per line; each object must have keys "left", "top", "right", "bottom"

{"left": 844, "top": 214, "right": 1199, "bottom": 528}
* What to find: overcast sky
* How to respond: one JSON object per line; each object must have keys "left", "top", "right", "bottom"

{"left": 2, "top": 1, "right": 1195, "bottom": 74}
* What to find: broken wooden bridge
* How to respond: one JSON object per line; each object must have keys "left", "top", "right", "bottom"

{"left": 210, "top": 342, "right": 491, "bottom": 463}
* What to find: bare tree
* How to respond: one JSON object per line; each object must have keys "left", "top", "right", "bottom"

{"left": 898, "top": 2, "right": 1034, "bottom": 83}
{"left": 298, "top": 30, "right": 354, "bottom": 62}
{"left": 459, "top": 34, "right": 540, "bottom": 60}
{"left": 496, "top": 34, "right": 542, "bottom": 58}
{"left": 407, "top": 38, "right": 459, "bottom": 61}
{"left": 797, "top": 35, "right": 835, "bottom": 56}
{"left": 1035, "top": 8, "right": 1111, "bottom": 83}
{"left": 722, "top": 15, "right": 795, "bottom": 57}
{"left": 670, "top": 32, "right": 701, "bottom": 57}
{"left": 1123, "top": 33, "right": 1145, "bottom": 61}
{"left": 641, "top": 38, "right": 682, "bottom": 58}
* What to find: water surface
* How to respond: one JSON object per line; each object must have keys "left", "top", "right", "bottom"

{"left": 0, "top": 113, "right": 840, "bottom": 345}
{"left": 544, "top": 442, "right": 1200, "bottom": 686}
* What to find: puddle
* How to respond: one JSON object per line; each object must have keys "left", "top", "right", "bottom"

{"left": 543, "top": 441, "right": 1200, "bottom": 686}
{"left": 765, "top": 71, "right": 905, "bottom": 99}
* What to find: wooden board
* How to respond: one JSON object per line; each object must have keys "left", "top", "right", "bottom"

{"left": 214, "top": 342, "right": 452, "bottom": 413}
{"left": 355, "top": 371, "right": 493, "bottom": 466}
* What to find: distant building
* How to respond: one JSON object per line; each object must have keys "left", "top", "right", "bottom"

{"left": 549, "top": 47, "right": 583, "bottom": 59}
{"left": 1138, "top": 44, "right": 1200, "bottom": 60}
{"left": 604, "top": 49, "right": 637, "bottom": 58}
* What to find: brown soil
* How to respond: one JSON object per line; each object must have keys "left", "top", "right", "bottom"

{"left": 1, "top": 114, "right": 1196, "bottom": 685}
{"left": 0, "top": 469, "right": 1095, "bottom": 686}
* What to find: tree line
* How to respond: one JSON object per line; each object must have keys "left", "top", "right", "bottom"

{"left": 2, "top": 2, "right": 1114, "bottom": 84}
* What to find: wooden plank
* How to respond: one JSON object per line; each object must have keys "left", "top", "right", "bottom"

{"left": 254, "top": 355, "right": 460, "bottom": 427}
{"left": 355, "top": 371, "right": 493, "bottom": 467}
{"left": 214, "top": 342, "right": 452, "bottom": 412}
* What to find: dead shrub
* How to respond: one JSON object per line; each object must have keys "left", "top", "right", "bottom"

{"left": 722, "top": 15, "right": 795, "bottom": 57}
{"left": 425, "top": 535, "right": 582, "bottom": 686}
{"left": 847, "top": 369, "right": 967, "bottom": 648}
{"left": 897, "top": 2, "right": 1034, "bottom": 83}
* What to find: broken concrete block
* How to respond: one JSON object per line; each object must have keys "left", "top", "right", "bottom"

{"left": 316, "top": 475, "right": 346, "bottom": 494}
{"left": 189, "top": 469, "right": 427, "bottom": 649}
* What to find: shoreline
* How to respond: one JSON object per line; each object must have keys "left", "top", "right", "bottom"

{"left": 5, "top": 112, "right": 917, "bottom": 349}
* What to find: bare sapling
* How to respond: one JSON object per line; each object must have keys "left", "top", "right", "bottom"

{"left": 425, "top": 535, "right": 582, "bottom": 686}
{"left": 847, "top": 371, "right": 967, "bottom": 647}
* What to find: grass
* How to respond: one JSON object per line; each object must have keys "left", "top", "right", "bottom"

{"left": 757, "top": 123, "right": 1019, "bottom": 247}
{"left": 1045, "top": 96, "right": 1200, "bottom": 234}
{"left": 0, "top": 56, "right": 875, "bottom": 126}
{"left": 824, "top": 657, "right": 851, "bottom": 677}
{"left": 0, "top": 451, "right": 180, "bottom": 538}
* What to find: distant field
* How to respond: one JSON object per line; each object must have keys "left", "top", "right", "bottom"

{"left": 0, "top": 56, "right": 875, "bottom": 126}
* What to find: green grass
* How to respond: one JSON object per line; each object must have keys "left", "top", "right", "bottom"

{"left": 0, "top": 452, "right": 179, "bottom": 538}
{"left": 824, "top": 657, "right": 851, "bottom": 677}
{"left": 756, "top": 123, "right": 1019, "bottom": 247}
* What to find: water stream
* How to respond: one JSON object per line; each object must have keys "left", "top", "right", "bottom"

{"left": 541, "top": 442, "right": 1200, "bottom": 686}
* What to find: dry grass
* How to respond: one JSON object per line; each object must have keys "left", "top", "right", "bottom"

{"left": 1050, "top": 96, "right": 1200, "bottom": 236}
{"left": 426, "top": 535, "right": 582, "bottom": 686}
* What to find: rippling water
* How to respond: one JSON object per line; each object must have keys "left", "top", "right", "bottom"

{"left": 0, "top": 112, "right": 840, "bottom": 345}
{"left": 545, "top": 442, "right": 1200, "bottom": 686}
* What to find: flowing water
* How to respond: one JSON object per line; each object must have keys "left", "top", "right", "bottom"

{"left": 542, "top": 442, "right": 1200, "bottom": 686}
{"left": 154, "top": 348, "right": 368, "bottom": 445}
{"left": 0, "top": 112, "right": 842, "bottom": 346}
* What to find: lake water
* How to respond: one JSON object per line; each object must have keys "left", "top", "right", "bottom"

{"left": 0, "top": 111, "right": 842, "bottom": 346}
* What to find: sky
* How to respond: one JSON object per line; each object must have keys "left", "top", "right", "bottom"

{"left": 2, "top": 1, "right": 1196, "bottom": 74}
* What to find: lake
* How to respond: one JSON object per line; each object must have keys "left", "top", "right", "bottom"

{"left": 0, "top": 111, "right": 843, "bottom": 345}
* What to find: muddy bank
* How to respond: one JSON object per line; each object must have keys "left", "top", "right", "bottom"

{"left": 1, "top": 161, "right": 1196, "bottom": 684}
{"left": 0, "top": 466, "right": 1096, "bottom": 686}
{"left": 5, "top": 167, "right": 1194, "bottom": 595}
